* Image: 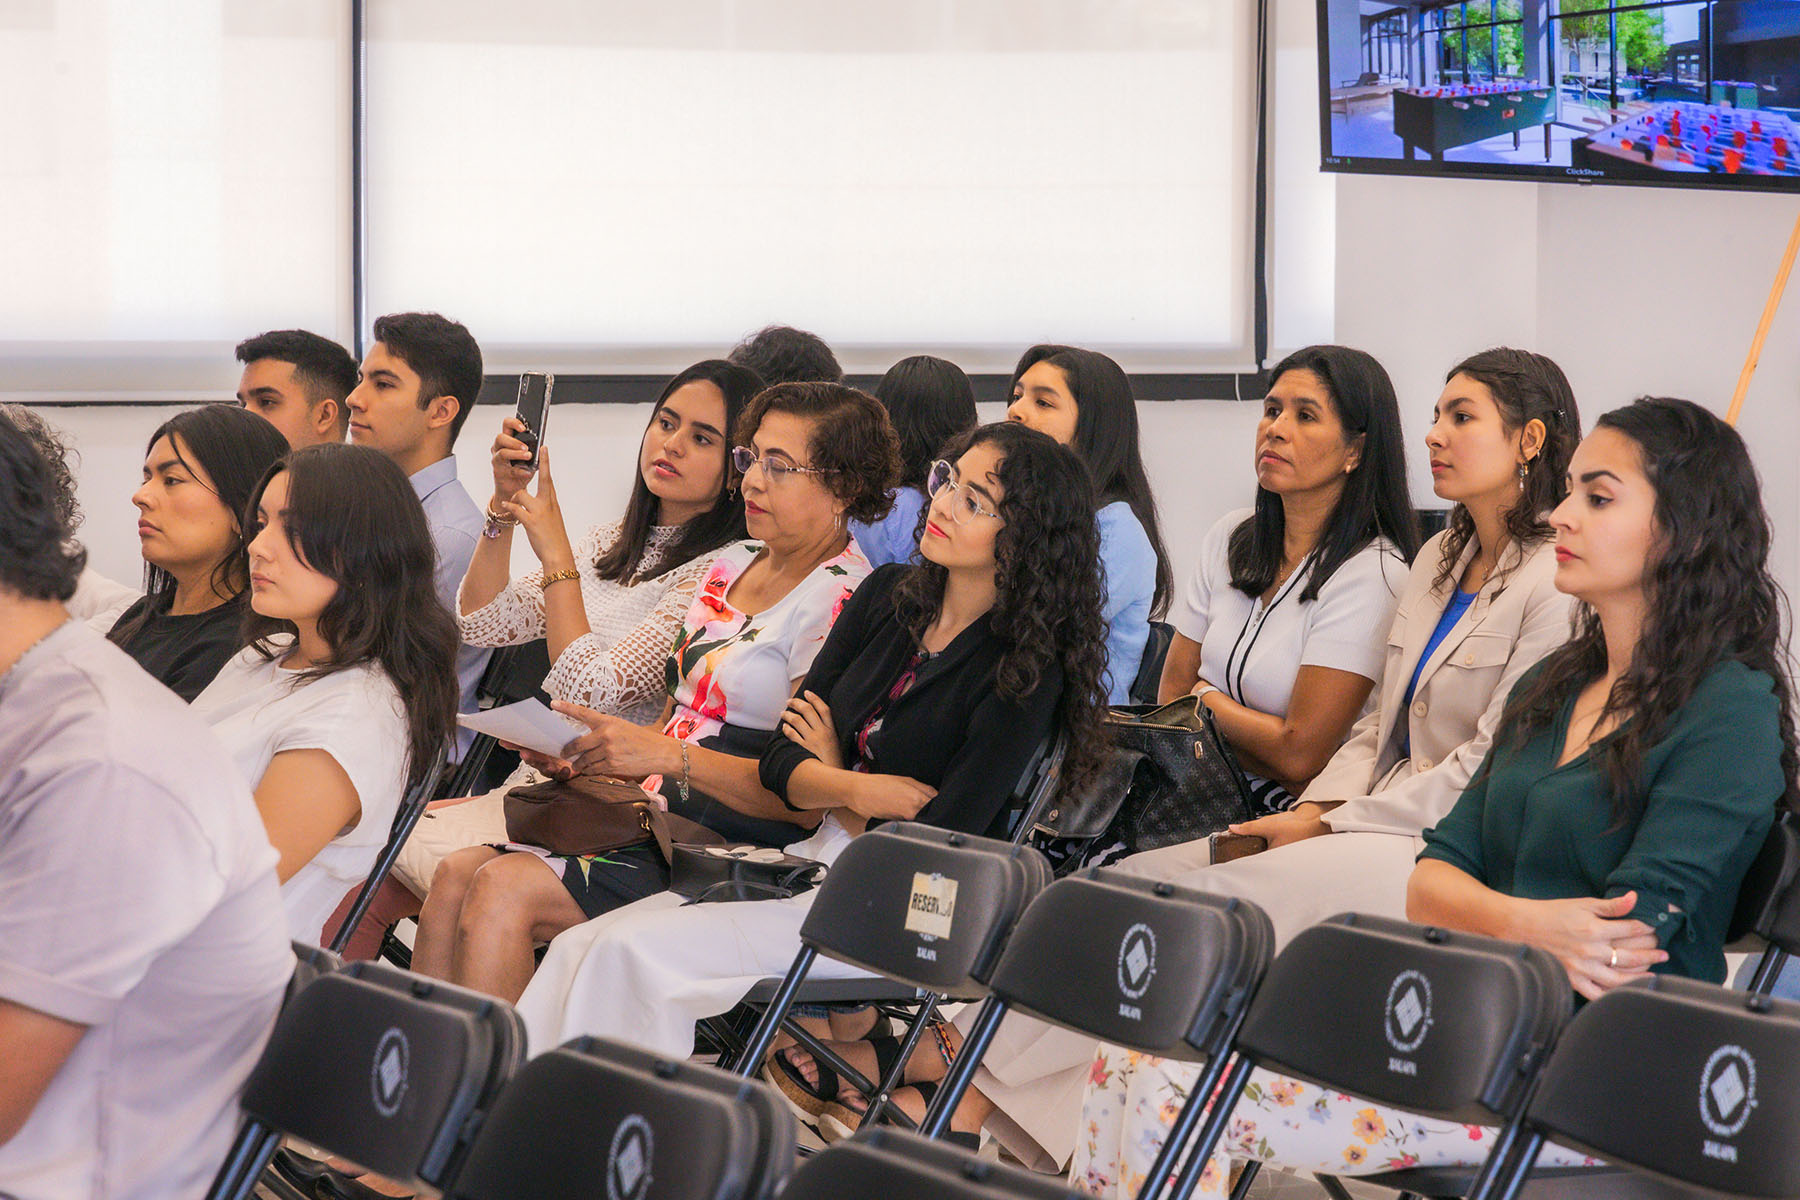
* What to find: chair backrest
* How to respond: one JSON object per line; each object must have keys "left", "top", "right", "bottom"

{"left": 986, "top": 870, "right": 1274, "bottom": 1063}
{"left": 1727, "top": 812, "right": 1800, "bottom": 954}
{"left": 797, "top": 822, "right": 1051, "bottom": 999}
{"left": 1235, "top": 913, "right": 1570, "bottom": 1125}
{"left": 443, "top": 1037, "right": 785, "bottom": 1200}
{"left": 1129, "top": 621, "right": 1175, "bottom": 706}
{"left": 781, "top": 1128, "right": 1086, "bottom": 1200}
{"left": 1524, "top": 976, "right": 1800, "bottom": 1199}
{"left": 237, "top": 964, "right": 524, "bottom": 1190}
{"left": 286, "top": 941, "right": 343, "bottom": 1003}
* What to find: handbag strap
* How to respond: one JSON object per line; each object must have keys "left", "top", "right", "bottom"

{"left": 645, "top": 806, "right": 728, "bottom": 863}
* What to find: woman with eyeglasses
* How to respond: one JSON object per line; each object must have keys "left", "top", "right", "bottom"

{"left": 513, "top": 422, "right": 1110, "bottom": 1101}
{"left": 410, "top": 381, "right": 892, "bottom": 1002}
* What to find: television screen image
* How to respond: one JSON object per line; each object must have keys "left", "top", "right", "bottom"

{"left": 1317, "top": 0, "right": 1800, "bottom": 191}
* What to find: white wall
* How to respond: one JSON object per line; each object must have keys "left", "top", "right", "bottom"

{"left": 1335, "top": 172, "right": 1800, "bottom": 605}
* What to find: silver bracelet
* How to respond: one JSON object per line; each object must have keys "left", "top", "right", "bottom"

{"left": 1194, "top": 684, "right": 1221, "bottom": 702}
{"left": 679, "top": 741, "right": 691, "bottom": 810}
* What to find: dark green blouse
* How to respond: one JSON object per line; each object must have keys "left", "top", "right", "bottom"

{"left": 1419, "top": 659, "right": 1785, "bottom": 983}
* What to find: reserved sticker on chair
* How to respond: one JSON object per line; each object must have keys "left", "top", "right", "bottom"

{"left": 905, "top": 872, "right": 958, "bottom": 938}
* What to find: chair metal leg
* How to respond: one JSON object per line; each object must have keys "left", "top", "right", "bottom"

{"left": 1747, "top": 945, "right": 1790, "bottom": 995}
{"left": 728, "top": 946, "right": 819, "bottom": 1076}
{"left": 857, "top": 994, "right": 941, "bottom": 1132}
{"left": 918, "top": 996, "right": 1007, "bottom": 1138}
{"left": 1229, "top": 1161, "right": 1263, "bottom": 1200}
{"left": 203, "top": 1124, "right": 281, "bottom": 1200}
{"left": 1163, "top": 1054, "right": 1258, "bottom": 1200}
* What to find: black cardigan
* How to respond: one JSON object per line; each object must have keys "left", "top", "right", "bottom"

{"left": 758, "top": 564, "right": 1062, "bottom": 839}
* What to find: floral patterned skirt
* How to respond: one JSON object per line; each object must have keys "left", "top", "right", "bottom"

{"left": 1070, "top": 1049, "right": 1598, "bottom": 1199}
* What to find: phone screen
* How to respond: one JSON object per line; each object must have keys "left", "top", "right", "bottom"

{"left": 513, "top": 373, "right": 554, "bottom": 470}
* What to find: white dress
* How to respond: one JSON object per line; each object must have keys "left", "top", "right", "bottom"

{"left": 193, "top": 641, "right": 409, "bottom": 942}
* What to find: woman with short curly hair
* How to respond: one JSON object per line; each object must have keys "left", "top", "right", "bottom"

{"left": 511, "top": 421, "right": 1109, "bottom": 1068}
{"left": 411, "top": 381, "right": 896, "bottom": 1001}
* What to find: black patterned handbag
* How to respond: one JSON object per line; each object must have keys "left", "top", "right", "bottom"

{"left": 668, "top": 843, "right": 828, "bottom": 904}
{"left": 1034, "top": 695, "right": 1257, "bottom": 855}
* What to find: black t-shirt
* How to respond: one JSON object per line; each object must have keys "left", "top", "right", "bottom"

{"left": 107, "top": 593, "right": 247, "bottom": 703}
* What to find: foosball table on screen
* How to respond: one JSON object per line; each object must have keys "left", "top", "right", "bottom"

{"left": 1573, "top": 101, "right": 1800, "bottom": 179}
{"left": 1392, "top": 82, "right": 1555, "bottom": 162}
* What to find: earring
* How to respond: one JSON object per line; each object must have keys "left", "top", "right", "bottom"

{"left": 1518, "top": 461, "right": 1529, "bottom": 486}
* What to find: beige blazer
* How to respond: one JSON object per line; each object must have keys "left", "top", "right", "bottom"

{"left": 1303, "top": 529, "right": 1575, "bottom": 838}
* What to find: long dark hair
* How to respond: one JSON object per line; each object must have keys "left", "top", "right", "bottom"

{"left": 110, "top": 405, "right": 290, "bottom": 646}
{"left": 592, "top": 360, "right": 761, "bottom": 584}
{"left": 1432, "top": 348, "right": 1582, "bottom": 592}
{"left": 891, "top": 422, "right": 1110, "bottom": 799}
{"left": 1229, "top": 345, "right": 1420, "bottom": 602}
{"left": 1009, "top": 345, "right": 1172, "bottom": 617}
{"left": 1496, "top": 397, "right": 1798, "bottom": 824}
{"left": 243, "top": 445, "right": 459, "bottom": 795}
{"left": 875, "top": 355, "right": 978, "bottom": 489}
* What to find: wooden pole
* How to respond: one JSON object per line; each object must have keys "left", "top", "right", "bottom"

{"left": 1727, "top": 209, "right": 1800, "bottom": 427}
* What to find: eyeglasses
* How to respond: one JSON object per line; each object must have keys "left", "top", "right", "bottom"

{"left": 926, "top": 459, "right": 1001, "bottom": 525}
{"left": 731, "top": 445, "right": 830, "bottom": 484}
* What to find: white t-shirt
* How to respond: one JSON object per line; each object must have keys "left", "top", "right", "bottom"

{"left": 1174, "top": 508, "right": 1407, "bottom": 719}
{"left": 0, "top": 622, "right": 291, "bottom": 1200}
{"left": 193, "top": 641, "right": 409, "bottom": 942}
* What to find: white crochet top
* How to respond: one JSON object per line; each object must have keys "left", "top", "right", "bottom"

{"left": 456, "top": 522, "right": 718, "bottom": 727}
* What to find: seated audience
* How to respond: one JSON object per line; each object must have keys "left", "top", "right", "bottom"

{"left": 1154, "top": 344, "right": 1418, "bottom": 816}
{"left": 728, "top": 323, "right": 844, "bottom": 385}
{"left": 346, "top": 311, "right": 492, "bottom": 754}
{"left": 781, "top": 344, "right": 1419, "bottom": 1168}
{"left": 851, "top": 355, "right": 978, "bottom": 567}
{"left": 328, "top": 359, "right": 762, "bottom": 957}
{"left": 1076, "top": 396, "right": 1795, "bottom": 1197}
{"left": 191, "top": 444, "right": 459, "bottom": 943}
{"left": 0, "top": 412, "right": 291, "bottom": 1200}
{"left": 512, "top": 423, "right": 1109, "bottom": 1096}
{"left": 0, "top": 404, "right": 137, "bottom": 628}
{"left": 106, "top": 405, "right": 290, "bottom": 701}
{"left": 407, "top": 381, "right": 893, "bottom": 1001}
{"left": 234, "top": 328, "right": 358, "bottom": 448}
{"left": 1006, "top": 345, "right": 1172, "bottom": 702}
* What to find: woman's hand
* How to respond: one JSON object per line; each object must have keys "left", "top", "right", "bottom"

{"left": 515, "top": 747, "right": 576, "bottom": 781}
{"left": 490, "top": 415, "right": 537, "bottom": 506}
{"left": 843, "top": 773, "right": 938, "bottom": 822}
{"left": 1227, "top": 801, "right": 1336, "bottom": 851}
{"left": 553, "top": 701, "right": 682, "bottom": 781}
{"left": 1510, "top": 891, "right": 1669, "bottom": 1001}
{"left": 781, "top": 691, "right": 843, "bottom": 769}
{"left": 499, "top": 446, "right": 578, "bottom": 573}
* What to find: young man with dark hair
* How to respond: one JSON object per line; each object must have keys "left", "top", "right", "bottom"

{"left": 347, "top": 311, "right": 491, "bottom": 753}
{"left": 235, "top": 328, "right": 358, "bottom": 448}
{"left": 0, "top": 412, "right": 291, "bottom": 1200}
{"left": 727, "top": 324, "right": 844, "bottom": 386}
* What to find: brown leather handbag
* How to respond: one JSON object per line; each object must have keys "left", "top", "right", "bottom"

{"left": 502, "top": 775, "right": 725, "bottom": 859}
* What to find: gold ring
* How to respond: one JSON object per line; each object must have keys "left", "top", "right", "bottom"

{"left": 1608, "top": 947, "right": 1618, "bottom": 969}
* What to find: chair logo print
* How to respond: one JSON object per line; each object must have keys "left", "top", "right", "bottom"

{"left": 606, "top": 1113, "right": 654, "bottom": 1200}
{"left": 1383, "top": 969, "right": 1433, "bottom": 1073}
{"left": 370, "top": 1027, "right": 410, "bottom": 1117}
{"left": 1116, "top": 922, "right": 1159, "bottom": 1019}
{"left": 1698, "top": 1043, "right": 1758, "bottom": 1158}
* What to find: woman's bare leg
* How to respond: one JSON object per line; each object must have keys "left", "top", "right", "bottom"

{"left": 451, "top": 852, "right": 590, "bottom": 1003}
{"left": 412, "top": 846, "right": 501, "bottom": 979}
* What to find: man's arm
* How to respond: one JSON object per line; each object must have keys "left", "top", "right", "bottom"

{"left": 0, "top": 999, "right": 86, "bottom": 1145}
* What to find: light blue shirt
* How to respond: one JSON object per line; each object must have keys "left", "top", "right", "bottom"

{"left": 1098, "top": 500, "right": 1157, "bottom": 705}
{"left": 410, "top": 456, "right": 491, "bottom": 760}
{"left": 849, "top": 486, "right": 928, "bottom": 569}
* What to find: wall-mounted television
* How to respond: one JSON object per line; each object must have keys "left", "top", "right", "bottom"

{"left": 1316, "top": 0, "right": 1800, "bottom": 191}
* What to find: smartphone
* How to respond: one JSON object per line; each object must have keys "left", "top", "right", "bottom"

{"left": 513, "top": 372, "right": 555, "bottom": 471}
{"left": 1209, "top": 831, "right": 1268, "bottom": 864}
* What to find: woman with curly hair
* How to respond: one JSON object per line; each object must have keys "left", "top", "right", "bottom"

{"left": 410, "top": 382, "right": 892, "bottom": 1000}
{"left": 1077, "top": 396, "right": 1796, "bottom": 1197}
{"left": 510, "top": 421, "right": 1109, "bottom": 1076}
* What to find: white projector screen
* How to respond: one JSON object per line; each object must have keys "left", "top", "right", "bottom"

{"left": 365, "top": 0, "right": 1254, "bottom": 373}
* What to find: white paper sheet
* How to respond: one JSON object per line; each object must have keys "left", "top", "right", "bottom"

{"left": 456, "top": 698, "right": 587, "bottom": 758}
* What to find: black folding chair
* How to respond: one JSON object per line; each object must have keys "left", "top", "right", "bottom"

{"left": 1130, "top": 621, "right": 1176, "bottom": 706}
{"left": 1729, "top": 811, "right": 1800, "bottom": 994}
{"left": 782, "top": 1127, "right": 1087, "bottom": 1200}
{"left": 204, "top": 961, "right": 524, "bottom": 1200}
{"left": 437, "top": 638, "right": 553, "bottom": 801}
{"left": 721, "top": 823, "right": 1051, "bottom": 1138}
{"left": 1489, "top": 977, "right": 1800, "bottom": 1200}
{"left": 922, "top": 869, "right": 1274, "bottom": 1200}
{"left": 1184, "top": 913, "right": 1574, "bottom": 1200}
{"left": 287, "top": 940, "right": 343, "bottom": 999}
{"left": 325, "top": 746, "right": 447, "bottom": 954}
{"left": 441, "top": 1035, "right": 794, "bottom": 1200}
